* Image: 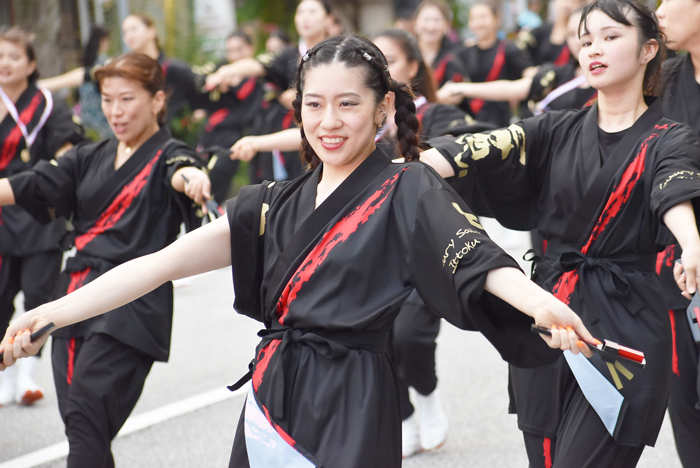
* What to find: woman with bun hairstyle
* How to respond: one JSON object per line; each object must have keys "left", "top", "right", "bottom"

{"left": 0, "top": 53, "right": 211, "bottom": 466}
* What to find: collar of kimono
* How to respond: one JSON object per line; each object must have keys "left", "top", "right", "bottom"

{"left": 565, "top": 98, "right": 662, "bottom": 247}
{"left": 264, "top": 147, "right": 392, "bottom": 315}
{"left": 82, "top": 126, "right": 173, "bottom": 219}
{"left": 0, "top": 83, "right": 53, "bottom": 153}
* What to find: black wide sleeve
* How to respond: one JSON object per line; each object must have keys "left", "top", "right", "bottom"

{"left": 227, "top": 183, "right": 274, "bottom": 322}
{"left": 8, "top": 143, "right": 84, "bottom": 223}
{"left": 405, "top": 167, "right": 560, "bottom": 367}
{"left": 427, "top": 115, "right": 554, "bottom": 229}
{"left": 163, "top": 140, "right": 207, "bottom": 232}
{"left": 650, "top": 124, "right": 700, "bottom": 229}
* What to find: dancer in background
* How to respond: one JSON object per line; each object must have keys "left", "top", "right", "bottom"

{"left": 0, "top": 27, "right": 84, "bottom": 408}
{"left": 456, "top": 0, "right": 532, "bottom": 127}
{"left": 426, "top": 1, "right": 700, "bottom": 465}
{"left": 0, "top": 53, "right": 210, "bottom": 466}
{"left": 413, "top": 0, "right": 466, "bottom": 88}
{"left": 39, "top": 26, "right": 113, "bottom": 140}
{"left": 654, "top": 0, "right": 700, "bottom": 465}
{"left": 516, "top": 0, "right": 586, "bottom": 66}
{"left": 197, "top": 31, "right": 264, "bottom": 203}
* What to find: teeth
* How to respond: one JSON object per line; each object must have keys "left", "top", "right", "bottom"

{"left": 592, "top": 64, "right": 605, "bottom": 70}
{"left": 322, "top": 137, "right": 344, "bottom": 144}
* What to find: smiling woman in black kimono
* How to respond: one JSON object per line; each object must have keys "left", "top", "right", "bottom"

{"left": 425, "top": 1, "right": 700, "bottom": 466}
{"left": 0, "top": 53, "right": 210, "bottom": 467}
{"left": 0, "top": 36, "right": 593, "bottom": 468}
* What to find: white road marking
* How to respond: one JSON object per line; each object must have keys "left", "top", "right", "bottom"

{"left": 0, "top": 384, "right": 248, "bottom": 468}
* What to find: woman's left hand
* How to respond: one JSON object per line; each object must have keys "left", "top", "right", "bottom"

{"left": 173, "top": 167, "right": 212, "bottom": 214}
{"left": 676, "top": 243, "right": 700, "bottom": 299}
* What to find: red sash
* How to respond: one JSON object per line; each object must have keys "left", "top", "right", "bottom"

{"left": 469, "top": 41, "right": 506, "bottom": 115}
{"left": 553, "top": 44, "right": 570, "bottom": 66}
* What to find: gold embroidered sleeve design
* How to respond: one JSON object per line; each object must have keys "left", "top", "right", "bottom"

{"left": 659, "top": 170, "right": 700, "bottom": 190}
{"left": 165, "top": 154, "right": 198, "bottom": 165}
{"left": 452, "top": 124, "right": 527, "bottom": 177}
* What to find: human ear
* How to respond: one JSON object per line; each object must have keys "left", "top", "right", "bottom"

{"left": 640, "top": 39, "right": 659, "bottom": 64}
{"left": 27, "top": 60, "right": 37, "bottom": 79}
{"left": 408, "top": 61, "right": 420, "bottom": 81}
{"left": 152, "top": 90, "right": 166, "bottom": 116}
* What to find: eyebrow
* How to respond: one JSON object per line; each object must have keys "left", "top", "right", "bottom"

{"left": 304, "top": 92, "right": 363, "bottom": 99}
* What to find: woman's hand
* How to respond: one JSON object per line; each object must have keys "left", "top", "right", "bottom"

{"left": 484, "top": 267, "right": 595, "bottom": 356}
{"left": 664, "top": 201, "right": 700, "bottom": 299}
{"left": 531, "top": 297, "right": 595, "bottom": 357}
{"left": 436, "top": 82, "right": 465, "bottom": 105}
{"left": 0, "top": 311, "right": 52, "bottom": 370}
{"left": 173, "top": 167, "right": 212, "bottom": 214}
{"left": 676, "top": 244, "right": 700, "bottom": 299}
{"left": 230, "top": 137, "right": 260, "bottom": 162}
{"left": 204, "top": 66, "right": 242, "bottom": 93}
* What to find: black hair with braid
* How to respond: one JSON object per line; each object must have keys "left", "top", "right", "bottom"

{"left": 292, "top": 34, "right": 421, "bottom": 170}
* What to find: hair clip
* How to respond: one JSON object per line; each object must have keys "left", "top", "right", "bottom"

{"left": 362, "top": 51, "right": 372, "bottom": 62}
{"left": 302, "top": 53, "right": 311, "bottom": 62}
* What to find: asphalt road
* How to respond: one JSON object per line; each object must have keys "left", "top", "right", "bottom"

{"left": 0, "top": 222, "right": 685, "bottom": 467}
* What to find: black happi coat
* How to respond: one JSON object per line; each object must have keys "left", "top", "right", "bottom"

{"left": 659, "top": 54, "right": 700, "bottom": 311}
{"left": 9, "top": 127, "right": 203, "bottom": 361}
{"left": 258, "top": 46, "right": 301, "bottom": 92}
{"left": 226, "top": 148, "right": 559, "bottom": 467}
{"left": 0, "top": 84, "right": 84, "bottom": 256}
{"left": 516, "top": 22, "right": 570, "bottom": 66}
{"left": 158, "top": 52, "right": 207, "bottom": 121}
{"left": 430, "top": 99, "right": 700, "bottom": 446}
{"left": 198, "top": 68, "right": 265, "bottom": 150}
{"left": 456, "top": 40, "right": 532, "bottom": 127}
{"left": 430, "top": 37, "right": 467, "bottom": 88}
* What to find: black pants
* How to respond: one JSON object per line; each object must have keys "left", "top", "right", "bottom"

{"left": 0, "top": 251, "right": 62, "bottom": 356}
{"left": 52, "top": 333, "right": 153, "bottom": 468}
{"left": 522, "top": 386, "right": 644, "bottom": 468}
{"left": 392, "top": 293, "right": 441, "bottom": 420}
{"left": 667, "top": 308, "right": 700, "bottom": 468}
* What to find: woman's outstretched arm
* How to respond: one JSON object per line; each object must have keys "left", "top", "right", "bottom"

{"left": 664, "top": 200, "right": 700, "bottom": 298}
{"left": 0, "top": 215, "right": 232, "bottom": 368}
{"left": 484, "top": 267, "right": 595, "bottom": 354}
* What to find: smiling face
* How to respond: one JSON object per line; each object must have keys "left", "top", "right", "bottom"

{"left": 657, "top": 0, "right": 700, "bottom": 51}
{"left": 295, "top": 0, "right": 330, "bottom": 41}
{"left": 468, "top": 4, "right": 500, "bottom": 43}
{"left": 414, "top": 5, "right": 450, "bottom": 44}
{"left": 0, "top": 40, "right": 35, "bottom": 88}
{"left": 122, "top": 16, "right": 157, "bottom": 54}
{"left": 578, "top": 10, "right": 656, "bottom": 93}
{"left": 226, "top": 37, "right": 253, "bottom": 64}
{"left": 301, "top": 63, "right": 386, "bottom": 172}
{"left": 101, "top": 76, "right": 164, "bottom": 146}
{"left": 374, "top": 36, "right": 419, "bottom": 84}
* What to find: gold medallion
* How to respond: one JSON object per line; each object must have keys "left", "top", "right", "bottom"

{"left": 21, "top": 148, "right": 30, "bottom": 163}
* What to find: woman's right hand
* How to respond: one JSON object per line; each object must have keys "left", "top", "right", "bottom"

{"left": 230, "top": 137, "right": 260, "bottom": 162}
{"left": 531, "top": 297, "right": 595, "bottom": 357}
{"left": 0, "top": 311, "right": 52, "bottom": 370}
